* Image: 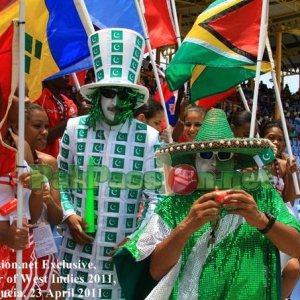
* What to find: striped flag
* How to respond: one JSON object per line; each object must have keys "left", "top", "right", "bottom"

{"left": 166, "top": 0, "right": 271, "bottom": 103}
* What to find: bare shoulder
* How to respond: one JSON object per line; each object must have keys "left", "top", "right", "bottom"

{"left": 37, "top": 151, "right": 58, "bottom": 171}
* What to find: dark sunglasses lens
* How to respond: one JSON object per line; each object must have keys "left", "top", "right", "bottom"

{"left": 101, "top": 89, "right": 117, "bottom": 98}
{"left": 117, "top": 90, "right": 129, "bottom": 99}
{"left": 218, "top": 152, "right": 232, "bottom": 160}
{"left": 200, "top": 152, "right": 213, "bottom": 159}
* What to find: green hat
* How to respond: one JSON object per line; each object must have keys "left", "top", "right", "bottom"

{"left": 80, "top": 28, "right": 149, "bottom": 109}
{"left": 156, "top": 109, "right": 277, "bottom": 166}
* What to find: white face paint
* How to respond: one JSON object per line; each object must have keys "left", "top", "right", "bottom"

{"left": 101, "top": 94, "right": 117, "bottom": 122}
{"left": 195, "top": 153, "right": 217, "bottom": 173}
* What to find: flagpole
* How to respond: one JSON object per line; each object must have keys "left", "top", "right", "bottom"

{"left": 134, "top": 0, "right": 172, "bottom": 134}
{"left": 249, "top": 0, "right": 269, "bottom": 138}
{"left": 71, "top": 73, "right": 81, "bottom": 91}
{"left": 169, "top": 0, "right": 181, "bottom": 47}
{"left": 237, "top": 85, "right": 250, "bottom": 112}
{"left": 266, "top": 37, "right": 300, "bottom": 195}
{"left": 16, "top": 1, "right": 26, "bottom": 299}
{"left": 73, "top": 0, "right": 95, "bottom": 36}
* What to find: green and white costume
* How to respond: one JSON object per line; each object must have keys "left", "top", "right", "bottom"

{"left": 115, "top": 185, "right": 300, "bottom": 300}
{"left": 58, "top": 116, "right": 161, "bottom": 299}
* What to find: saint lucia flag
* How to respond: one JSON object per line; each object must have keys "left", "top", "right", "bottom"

{"left": 166, "top": 0, "right": 271, "bottom": 102}
{"left": 0, "top": 1, "right": 91, "bottom": 100}
{"left": 25, "top": 0, "right": 90, "bottom": 100}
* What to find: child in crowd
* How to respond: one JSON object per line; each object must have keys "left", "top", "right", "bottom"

{"left": 0, "top": 87, "right": 44, "bottom": 298}
{"left": 134, "top": 99, "right": 165, "bottom": 133}
{"left": 24, "top": 102, "right": 63, "bottom": 299}
{"left": 230, "top": 110, "right": 259, "bottom": 137}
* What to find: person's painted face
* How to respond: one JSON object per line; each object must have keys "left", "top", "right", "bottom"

{"left": 196, "top": 153, "right": 216, "bottom": 173}
{"left": 184, "top": 111, "right": 205, "bottom": 141}
{"left": 100, "top": 87, "right": 134, "bottom": 125}
{"left": 101, "top": 89, "right": 118, "bottom": 123}
{"left": 263, "top": 127, "right": 285, "bottom": 156}
{"left": 146, "top": 111, "right": 164, "bottom": 132}
{"left": 195, "top": 151, "right": 234, "bottom": 178}
{"left": 25, "top": 109, "right": 49, "bottom": 151}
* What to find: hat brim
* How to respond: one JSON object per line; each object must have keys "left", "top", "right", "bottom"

{"left": 80, "top": 82, "right": 149, "bottom": 109}
{"left": 156, "top": 138, "right": 276, "bottom": 166}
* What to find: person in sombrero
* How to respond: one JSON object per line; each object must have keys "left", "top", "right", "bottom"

{"left": 57, "top": 28, "right": 161, "bottom": 299}
{"left": 114, "top": 108, "right": 300, "bottom": 300}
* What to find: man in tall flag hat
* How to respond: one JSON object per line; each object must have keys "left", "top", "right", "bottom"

{"left": 58, "top": 28, "right": 161, "bottom": 299}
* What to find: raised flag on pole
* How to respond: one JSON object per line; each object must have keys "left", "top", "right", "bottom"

{"left": 195, "top": 87, "right": 236, "bottom": 109}
{"left": 24, "top": 0, "right": 90, "bottom": 100}
{"left": 84, "top": 0, "right": 176, "bottom": 49}
{"left": 153, "top": 81, "right": 178, "bottom": 126}
{"left": 0, "top": 0, "right": 91, "bottom": 100}
{"left": 140, "top": 0, "right": 176, "bottom": 49}
{"left": 166, "top": 0, "right": 271, "bottom": 102}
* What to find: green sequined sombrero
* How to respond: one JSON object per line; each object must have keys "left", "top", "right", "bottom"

{"left": 156, "top": 109, "right": 277, "bottom": 166}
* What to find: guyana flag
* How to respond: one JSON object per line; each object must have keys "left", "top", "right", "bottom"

{"left": 166, "top": 0, "right": 271, "bottom": 103}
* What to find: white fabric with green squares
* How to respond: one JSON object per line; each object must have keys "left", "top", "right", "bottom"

{"left": 57, "top": 116, "right": 161, "bottom": 299}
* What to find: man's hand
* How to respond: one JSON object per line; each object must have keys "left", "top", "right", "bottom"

{"left": 108, "top": 237, "right": 129, "bottom": 259}
{"left": 65, "top": 215, "right": 94, "bottom": 245}
{"left": 223, "top": 189, "right": 268, "bottom": 229}
{"left": 181, "top": 191, "right": 222, "bottom": 235}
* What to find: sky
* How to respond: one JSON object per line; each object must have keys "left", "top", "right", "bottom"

{"left": 259, "top": 73, "right": 299, "bottom": 93}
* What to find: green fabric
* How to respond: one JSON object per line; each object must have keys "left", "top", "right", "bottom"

{"left": 195, "top": 109, "right": 234, "bottom": 141}
{"left": 115, "top": 184, "right": 300, "bottom": 300}
{"left": 166, "top": 49, "right": 260, "bottom": 102}
{"left": 114, "top": 248, "right": 158, "bottom": 300}
{"left": 87, "top": 87, "right": 137, "bottom": 127}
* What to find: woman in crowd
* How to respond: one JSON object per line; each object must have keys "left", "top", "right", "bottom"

{"left": 261, "top": 120, "right": 300, "bottom": 300}
{"left": 172, "top": 99, "right": 207, "bottom": 142}
{"left": 24, "top": 102, "right": 63, "bottom": 299}
{"left": 231, "top": 111, "right": 300, "bottom": 300}
{"left": 0, "top": 89, "right": 44, "bottom": 298}
{"left": 134, "top": 99, "right": 165, "bottom": 133}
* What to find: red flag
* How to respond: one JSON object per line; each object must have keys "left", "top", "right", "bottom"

{"left": 196, "top": 88, "right": 236, "bottom": 109}
{"left": 154, "top": 81, "right": 178, "bottom": 126}
{"left": 0, "top": 23, "right": 17, "bottom": 176}
{"left": 68, "top": 70, "right": 86, "bottom": 88}
{"left": 0, "top": 23, "right": 13, "bottom": 134}
{"left": 142, "top": 0, "right": 176, "bottom": 49}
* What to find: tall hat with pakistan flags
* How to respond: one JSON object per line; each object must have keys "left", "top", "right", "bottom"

{"left": 80, "top": 28, "right": 148, "bottom": 108}
{"left": 156, "top": 109, "right": 277, "bottom": 167}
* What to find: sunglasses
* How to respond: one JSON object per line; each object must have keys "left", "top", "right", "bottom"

{"left": 199, "top": 151, "right": 234, "bottom": 161}
{"left": 100, "top": 88, "right": 129, "bottom": 99}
